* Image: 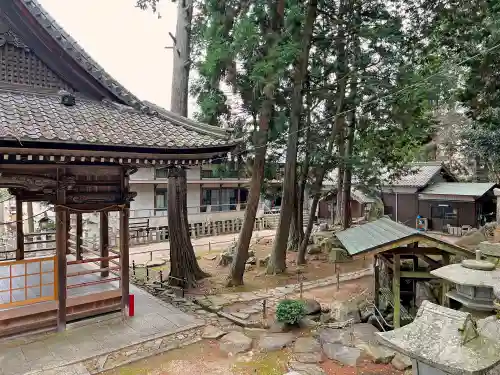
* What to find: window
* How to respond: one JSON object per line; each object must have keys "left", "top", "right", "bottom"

{"left": 155, "top": 188, "right": 168, "bottom": 211}
{"left": 155, "top": 168, "right": 168, "bottom": 178}
{"left": 431, "top": 204, "right": 456, "bottom": 220}
{"left": 201, "top": 188, "right": 248, "bottom": 212}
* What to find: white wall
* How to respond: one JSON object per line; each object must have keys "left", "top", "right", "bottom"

{"left": 131, "top": 167, "right": 154, "bottom": 180}
{"left": 130, "top": 184, "right": 154, "bottom": 212}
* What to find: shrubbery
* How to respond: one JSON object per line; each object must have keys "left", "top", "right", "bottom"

{"left": 276, "top": 299, "right": 306, "bottom": 325}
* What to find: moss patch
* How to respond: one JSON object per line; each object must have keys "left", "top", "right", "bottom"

{"left": 232, "top": 350, "right": 290, "bottom": 375}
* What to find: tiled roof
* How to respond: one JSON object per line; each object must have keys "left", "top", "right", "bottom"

{"left": 335, "top": 217, "right": 469, "bottom": 256}
{"left": 336, "top": 217, "right": 418, "bottom": 255}
{"left": 19, "top": 0, "right": 142, "bottom": 109}
{"left": 389, "top": 162, "right": 447, "bottom": 187}
{"left": 0, "top": 89, "right": 235, "bottom": 149}
{"left": 420, "top": 182, "right": 496, "bottom": 197}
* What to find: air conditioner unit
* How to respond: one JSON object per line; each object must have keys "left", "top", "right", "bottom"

{"left": 416, "top": 217, "right": 428, "bottom": 231}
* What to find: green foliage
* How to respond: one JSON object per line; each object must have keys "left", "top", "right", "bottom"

{"left": 275, "top": 299, "right": 306, "bottom": 324}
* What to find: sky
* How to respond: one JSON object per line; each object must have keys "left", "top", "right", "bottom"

{"left": 38, "top": 0, "right": 197, "bottom": 112}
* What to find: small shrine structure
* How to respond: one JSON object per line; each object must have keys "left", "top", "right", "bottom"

{"left": 377, "top": 300, "right": 500, "bottom": 375}
{"left": 431, "top": 250, "right": 500, "bottom": 318}
{"left": 0, "top": 0, "right": 238, "bottom": 336}
{"left": 336, "top": 217, "right": 473, "bottom": 327}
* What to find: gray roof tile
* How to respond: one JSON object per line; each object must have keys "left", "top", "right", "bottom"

{"left": 420, "top": 182, "right": 496, "bottom": 197}
{"left": 390, "top": 162, "right": 444, "bottom": 187}
{"left": 0, "top": 89, "right": 234, "bottom": 149}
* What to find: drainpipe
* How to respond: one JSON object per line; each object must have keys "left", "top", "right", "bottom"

{"left": 395, "top": 192, "right": 399, "bottom": 222}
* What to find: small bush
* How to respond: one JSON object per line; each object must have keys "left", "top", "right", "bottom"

{"left": 276, "top": 299, "right": 306, "bottom": 325}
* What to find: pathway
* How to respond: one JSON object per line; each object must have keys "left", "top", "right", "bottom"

{"left": 0, "top": 284, "right": 204, "bottom": 375}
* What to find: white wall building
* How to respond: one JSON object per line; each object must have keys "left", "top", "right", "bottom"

{"left": 129, "top": 164, "right": 255, "bottom": 228}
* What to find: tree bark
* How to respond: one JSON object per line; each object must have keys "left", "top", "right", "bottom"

{"left": 227, "top": 103, "right": 270, "bottom": 286}
{"left": 168, "top": 167, "right": 208, "bottom": 288}
{"left": 340, "top": 28, "right": 360, "bottom": 230}
{"left": 170, "top": 0, "right": 193, "bottom": 116}
{"left": 268, "top": 0, "right": 318, "bottom": 274}
{"left": 298, "top": 194, "right": 320, "bottom": 264}
{"left": 287, "top": 182, "right": 301, "bottom": 252}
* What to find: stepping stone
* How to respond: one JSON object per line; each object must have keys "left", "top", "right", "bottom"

{"left": 357, "top": 343, "right": 395, "bottom": 364}
{"left": 288, "top": 361, "right": 326, "bottom": 375}
{"left": 392, "top": 353, "right": 412, "bottom": 370}
{"left": 294, "top": 352, "right": 323, "bottom": 364}
{"left": 257, "top": 333, "right": 296, "bottom": 352}
{"left": 219, "top": 331, "right": 252, "bottom": 354}
{"left": 322, "top": 343, "right": 361, "bottom": 366}
{"left": 318, "top": 328, "right": 350, "bottom": 346}
{"left": 202, "top": 325, "right": 227, "bottom": 340}
{"left": 293, "top": 337, "right": 321, "bottom": 353}
{"left": 231, "top": 312, "right": 250, "bottom": 320}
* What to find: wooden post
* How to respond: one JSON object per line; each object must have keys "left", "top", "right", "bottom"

{"left": 56, "top": 207, "right": 68, "bottom": 331}
{"left": 15, "top": 196, "right": 24, "bottom": 260}
{"left": 76, "top": 213, "right": 83, "bottom": 261}
{"left": 441, "top": 253, "right": 451, "bottom": 307}
{"left": 393, "top": 254, "right": 401, "bottom": 328}
{"left": 100, "top": 212, "right": 109, "bottom": 277}
{"left": 373, "top": 256, "right": 380, "bottom": 309}
{"left": 66, "top": 213, "right": 71, "bottom": 255}
{"left": 120, "top": 207, "right": 130, "bottom": 317}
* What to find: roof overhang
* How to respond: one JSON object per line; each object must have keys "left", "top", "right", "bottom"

{"left": 418, "top": 193, "right": 477, "bottom": 202}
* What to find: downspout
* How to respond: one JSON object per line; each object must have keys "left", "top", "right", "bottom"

{"left": 395, "top": 191, "right": 399, "bottom": 222}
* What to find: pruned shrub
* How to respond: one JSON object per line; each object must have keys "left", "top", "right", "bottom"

{"left": 276, "top": 299, "right": 306, "bottom": 325}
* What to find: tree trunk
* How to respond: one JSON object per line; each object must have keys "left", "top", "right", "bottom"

{"left": 268, "top": 0, "right": 318, "bottom": 274}
{"left": 170, "top": 0, "right": 193, "bottom": 116}
{"left": 287, "top": 182, "right": 301, "bottom": 252}
{"left": 298, "top": 194, "right": 320, "bottom": 264}
{"left": 167, "top": 167, "right": 208, "bottom": 288}
{"left": 27, "top": 202, "right": 34, "bottom": 233}
{"left": 227, "top": 104, "right": 270, "bottom": 286}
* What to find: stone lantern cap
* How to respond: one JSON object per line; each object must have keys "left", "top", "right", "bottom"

{"left": 431, "top": 250, "right": 500, "bottom": 287}
{"left": 377, "top": 301, "right": 500, "bottom": 375}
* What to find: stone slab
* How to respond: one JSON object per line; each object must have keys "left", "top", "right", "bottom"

{"left": 0, "top": 283, "right": 203, "bottom": 375}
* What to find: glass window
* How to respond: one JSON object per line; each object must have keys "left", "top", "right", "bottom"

{"left": 155, "top": 188, "right": 168, "bottom": 209}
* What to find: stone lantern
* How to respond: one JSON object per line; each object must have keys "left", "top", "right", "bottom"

{"left": 430, "top": 250, "right": 500, "bottom": 318}
{"left": 377, "top": 300, "right": 500, "bottom": 375}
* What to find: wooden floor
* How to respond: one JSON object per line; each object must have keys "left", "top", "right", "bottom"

{"left": 0, "top": 256, "right": 118, "bottom": 309}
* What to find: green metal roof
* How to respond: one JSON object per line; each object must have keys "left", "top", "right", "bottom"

{"left": 336, "top": 217, "right": 418, "bottom": 256}
{"left": 420, "top": 182, "right": 496, "bottom": 197}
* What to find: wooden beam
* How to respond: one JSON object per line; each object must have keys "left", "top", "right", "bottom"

{"left": 384, "top": 247, "right": 451, "bottom": 256}
{"left": 15, "top": 196, "right": 24, "bottom": 260}
{"left": 76, "top": 213, "right": 83, "bottom": 261}
{"left": 416, "top": 254, "right": 441, "bottom": 269}
{"left": 120, "top": 207, "right": 130, "bottom": 317}
{"left": 400, "top": 271, "right": 437, "bottom": 279}
{"left": 56, "top": 207, "right": 68, "bottom": 332}
{"left": 379, "top": 254, "right": 394, "bottom": 270}
{"left": 441, "top": 253, "right": 451, "bottom": 307}
{"left": 393, "top": 254, "right": 401, "bottom": 329}
{"left": 100, "top": 212, "right": 109, "bottom": 278}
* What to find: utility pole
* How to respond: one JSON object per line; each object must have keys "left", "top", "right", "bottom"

{"left": 169, "top": 0, "right": 193, "bottom": 116}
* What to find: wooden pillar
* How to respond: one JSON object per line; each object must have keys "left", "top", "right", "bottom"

{"left": 15, "top": 197, "right": 24, "bottom": 260}
{"left": 120, "top": 207, "right": 130, "bottom": 317}
{"left": 100, "top": 212, "right": 109, "bottom": 277}
{"left": 374, "top": 256, "right": 380, "bottom": 309}
{"left": 76, "top": 213, "right": 83, "bottom": 261}
{"left": 441, "top": 253, "right": 451, "bottom": 307}
{"left": 393, "top": 254, "right": 401, "bottom": 328}
{"left": 56, "top": 207, "right": 68, "bottom": 331}
{"left": 66, "top": 213, "right": 71, "bottom": 255}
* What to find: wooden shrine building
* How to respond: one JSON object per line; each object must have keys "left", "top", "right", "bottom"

{"left": 0, "top": 0, "right": 238, "bottom": 337}
{"left": 336, "top": 217, "right": 474, "bottom": 328}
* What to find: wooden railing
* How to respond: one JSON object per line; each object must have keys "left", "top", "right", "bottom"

{"left": 0, "top": 232, "right": 56, "bottom": 260}
{"left": 0, "top": 256, "right": 57, "bottom": 308}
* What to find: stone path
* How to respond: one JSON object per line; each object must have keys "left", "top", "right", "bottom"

{"left": 193, "top": 268, "right": 373, "bottom": 325}
{"left": 0, "top": 284, "right": 204, "bottom": 375}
